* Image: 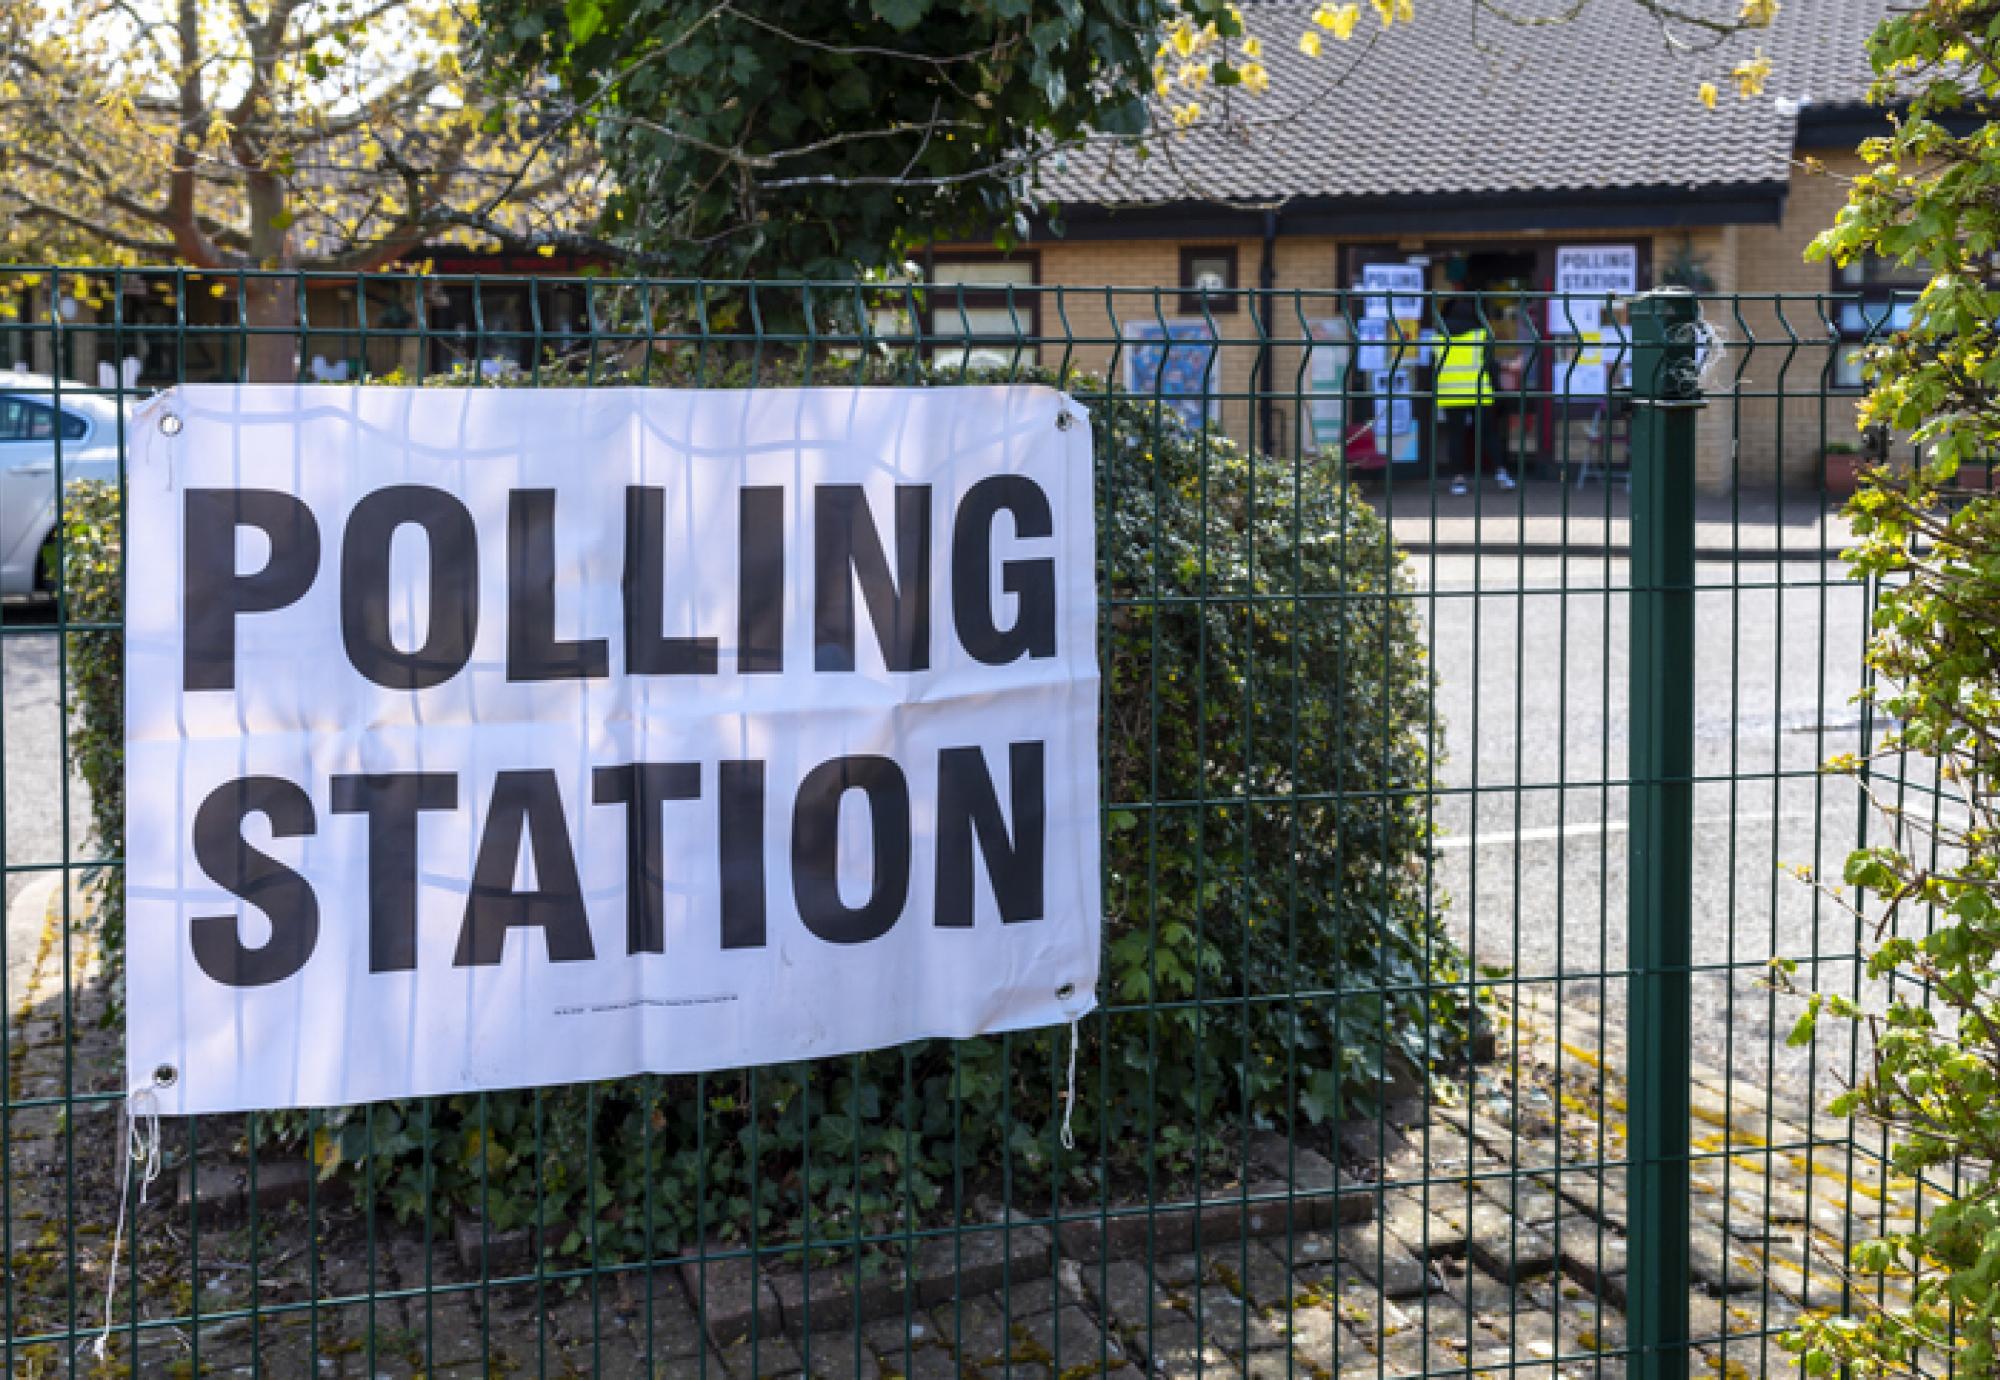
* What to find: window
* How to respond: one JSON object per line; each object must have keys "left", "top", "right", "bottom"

{"left": 1179, "top": 246, "right": 1239, "bottom": 315}
{"left": 926, "top": 256, "right": 1039, "bottom": 370}
{"left": 427, "top": 282, "right": 529, "bottom": 374}
{"left": 0, "top": 398, "right": 86, "bottom": 442}
{"left": 1832, "top": 253, "right": 1928, "bottom": 390}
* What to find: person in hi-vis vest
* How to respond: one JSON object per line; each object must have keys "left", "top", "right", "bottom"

{"left": 1435, "top": 298, "right": 1516, "bottom": 496}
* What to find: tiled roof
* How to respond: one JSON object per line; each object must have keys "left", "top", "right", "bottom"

{"left": 1043, "top": 0, "right": 1888, "bottom": 209}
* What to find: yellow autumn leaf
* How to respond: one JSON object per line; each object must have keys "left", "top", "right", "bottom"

{"left": 1173, "top": 101, "right": 1202, "bottom": 128}
{"left": 1732, "top": 49, "right": 1771, "bottom": 98}
{"left": 1371, "top": 0, "right": 1396, "bottom": 25}
{"left": 1242, "top": 36, "right": 1262, "bottom": 58}
{"left": 1739, "top": 0, "right": 1779, "bottom": 25}
{"left": 1699, "top": 81, "right": 1719, "bottom": 109}
{"left": 1241, "top": 61, "right": 1270, "bottom": 94}
{"left": 1298, "top": 28, "right": 1323, "bottom": 56}
{"left": 1329, "top": 4, "right": 1361, "bottom": 39}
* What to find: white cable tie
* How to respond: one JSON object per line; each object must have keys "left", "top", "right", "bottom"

{"left": 1059, "top": 1018, "right": 1080, "bottom": 1152}
{"left": 88, "top": 1079, "right": 165, "bottom": 1364}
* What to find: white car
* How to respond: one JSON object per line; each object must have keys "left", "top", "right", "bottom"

{"left": 0, "top": 374, "right": 127, "bottom": 597}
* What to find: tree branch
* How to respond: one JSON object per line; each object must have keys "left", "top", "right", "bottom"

{"left": 8, "top": 192, "right": 180, "bottom": 257}
{"left": 166, "top": 0, "right": 229, "bottom": 267}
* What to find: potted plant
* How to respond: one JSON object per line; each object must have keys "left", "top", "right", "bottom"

{"left": 1823, "top": 438, "right": 1864, "bottom": 497}
{"left": 1826, "top": 424, "right": 1897, "bottom": 497}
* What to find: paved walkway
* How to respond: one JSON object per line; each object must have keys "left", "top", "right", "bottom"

{"left": 1373, "top": 478, "right": 1856, "bottom": 559}
{"left": 8, "top": 891, "right": 1910, "bottom": 1378}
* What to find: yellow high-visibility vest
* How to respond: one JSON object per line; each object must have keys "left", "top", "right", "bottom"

{"left": 1435, "top": 328, "right": 1493, "bottom": 408}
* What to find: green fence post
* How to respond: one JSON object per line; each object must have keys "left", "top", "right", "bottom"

{"left": 1627, "top": 287, "right": 1701, "bottom": 1380}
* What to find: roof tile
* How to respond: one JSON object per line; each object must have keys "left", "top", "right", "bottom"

{"left": 1045, "top": 0, "right": 1888, "bottom": 206}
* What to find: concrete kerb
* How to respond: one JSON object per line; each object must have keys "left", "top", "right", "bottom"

{"left": 1398, "top": 539, "right": 1850, "bottom": 562}
{"left": 5, "top": 871, "right": 60, "bottom": 1014}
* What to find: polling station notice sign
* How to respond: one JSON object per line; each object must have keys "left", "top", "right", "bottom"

{"left": 125, "top": 385, "right": 1101, "bottom": 1115}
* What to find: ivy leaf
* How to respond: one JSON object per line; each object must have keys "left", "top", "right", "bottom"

{"left": 565, "top": 0, "right": 605, "bottom": 46}
{"left": 869, "top": 0, "right": 929, "bottom": 31}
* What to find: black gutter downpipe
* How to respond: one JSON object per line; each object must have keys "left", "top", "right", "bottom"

{"left": 1256, "top": 208, "right": 1279, "bottom": 454}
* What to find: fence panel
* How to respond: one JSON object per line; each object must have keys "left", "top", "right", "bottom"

{"left": 0, "top": 269, "right": 1914, "bottom": 1377}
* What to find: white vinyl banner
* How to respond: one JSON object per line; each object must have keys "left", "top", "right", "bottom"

{"left": 125, "top": 385, "right": 1102, "bottom": 1115}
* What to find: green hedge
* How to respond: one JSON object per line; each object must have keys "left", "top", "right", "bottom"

{"left": 62, "top": 480, "right": 124, "bottom": 971}
{"left": 64, "top": 365, "right": 1464, "bottom": 1267}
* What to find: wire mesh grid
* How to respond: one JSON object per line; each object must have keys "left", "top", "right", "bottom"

{"left": 0, "top": 268, "right": 1928, "bottom": 1378}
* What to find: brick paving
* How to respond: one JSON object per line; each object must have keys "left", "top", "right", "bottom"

{"left": 3, "top": 889, "right": 1916, "bottom": 1377}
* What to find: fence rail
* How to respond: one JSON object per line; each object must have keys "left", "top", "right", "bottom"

{"left": 0, "top": 272, "right": 1919, "bottom": 1378}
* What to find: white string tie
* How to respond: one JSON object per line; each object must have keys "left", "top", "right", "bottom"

{"left": 1059, "top": 1018, "right": 1080, "bottom": 1152}
{"left": 89, "top": 1080, "right": 165, "bottom": 1363}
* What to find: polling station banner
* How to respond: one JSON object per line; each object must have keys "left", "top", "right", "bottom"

{"left": 124, "top": 385, "right": 1101, "bottom": 1115}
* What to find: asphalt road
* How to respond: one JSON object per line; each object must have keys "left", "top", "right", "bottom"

{"left": 1, "top": 605, "right": 91, "bottom": 1010}
{"left": 1419, "top": 551, "right": 1894, "bottom": 1105}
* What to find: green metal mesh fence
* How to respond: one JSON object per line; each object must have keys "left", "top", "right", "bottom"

{"left": 0, "top": 268, "right": 1920, "bottom": 1378}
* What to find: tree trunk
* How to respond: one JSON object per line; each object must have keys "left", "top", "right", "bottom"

{"left": 242, "top": 278, "right": 300, "bottom": 383}
{"left": 241, "top": 173, "right": 298, "bottom": 383}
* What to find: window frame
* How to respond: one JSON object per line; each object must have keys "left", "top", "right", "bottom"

{"left": 923, "top": 251, "right": 1043, "bottom": 363}
{"left": 1830, "top": 254, "right": 1930, "bottom": 391}
{"left": 1179, "top": 245, "right": 1241, "bottom": 316}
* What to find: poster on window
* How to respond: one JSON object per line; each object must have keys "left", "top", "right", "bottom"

{"left": 122, "top": 384, "right": 1103, "bottom": 1115}
{"left": 1553, "top": 245, "right": 1638, "bottom": 337}
{"left": 1121, "top": 321, "right": 1218, "bottom": 432}
{"left": 1557, "top": 327, "right": 1634, "bottom": 396}
{"left": 1559, "top": 338, "right": 1611, "bottom": 397}
{"left": 1306, "top": 320, "right": 1351, "bottom": 452}
{"left": 1360, "top": 262, "right": 1426, "bottom": 322}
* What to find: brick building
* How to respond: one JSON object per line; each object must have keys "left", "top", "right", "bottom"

{"left": 929, "top": 0, "right": 1901, "bottom": 493}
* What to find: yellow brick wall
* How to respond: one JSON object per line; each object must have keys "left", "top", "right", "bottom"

{"left": 1024, "top": 228, "right": 1679, "bottom": 472}
{"left": 941, "top": 173, "right": 1860, "bottom": 490}
{"left": 1032, "top": 237, "right": 1274, "bottom": 446}
{"left": 1715, "top": 152, "right": 1870, "bottom": 491}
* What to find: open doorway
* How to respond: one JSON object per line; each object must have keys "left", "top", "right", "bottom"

{"left": 1340, "top": 245, "right": 1544, "bottom": 479}
{"left": 1441, "top": 249, "right": 1537, "bottom": 297}
{"left": 1440, "top": 251, "right": 1540, "bottom": 473}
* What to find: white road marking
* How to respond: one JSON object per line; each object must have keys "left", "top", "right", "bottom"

{"left": 5, "top": 871, "right": 57, "bottom": 1011}
{"left": 1435, "top": 811, "right": 1783, "bottom": 852}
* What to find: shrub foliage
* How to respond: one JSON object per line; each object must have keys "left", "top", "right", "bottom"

{"left": 65, "top": 365, "right": 1462, "bottom": 1265}
{"left": 1782, "top": 484, "right": 2000, "bottom": 1377}
{"left": 1781, "top": 1, "right": 2000, "bottom": 1373}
